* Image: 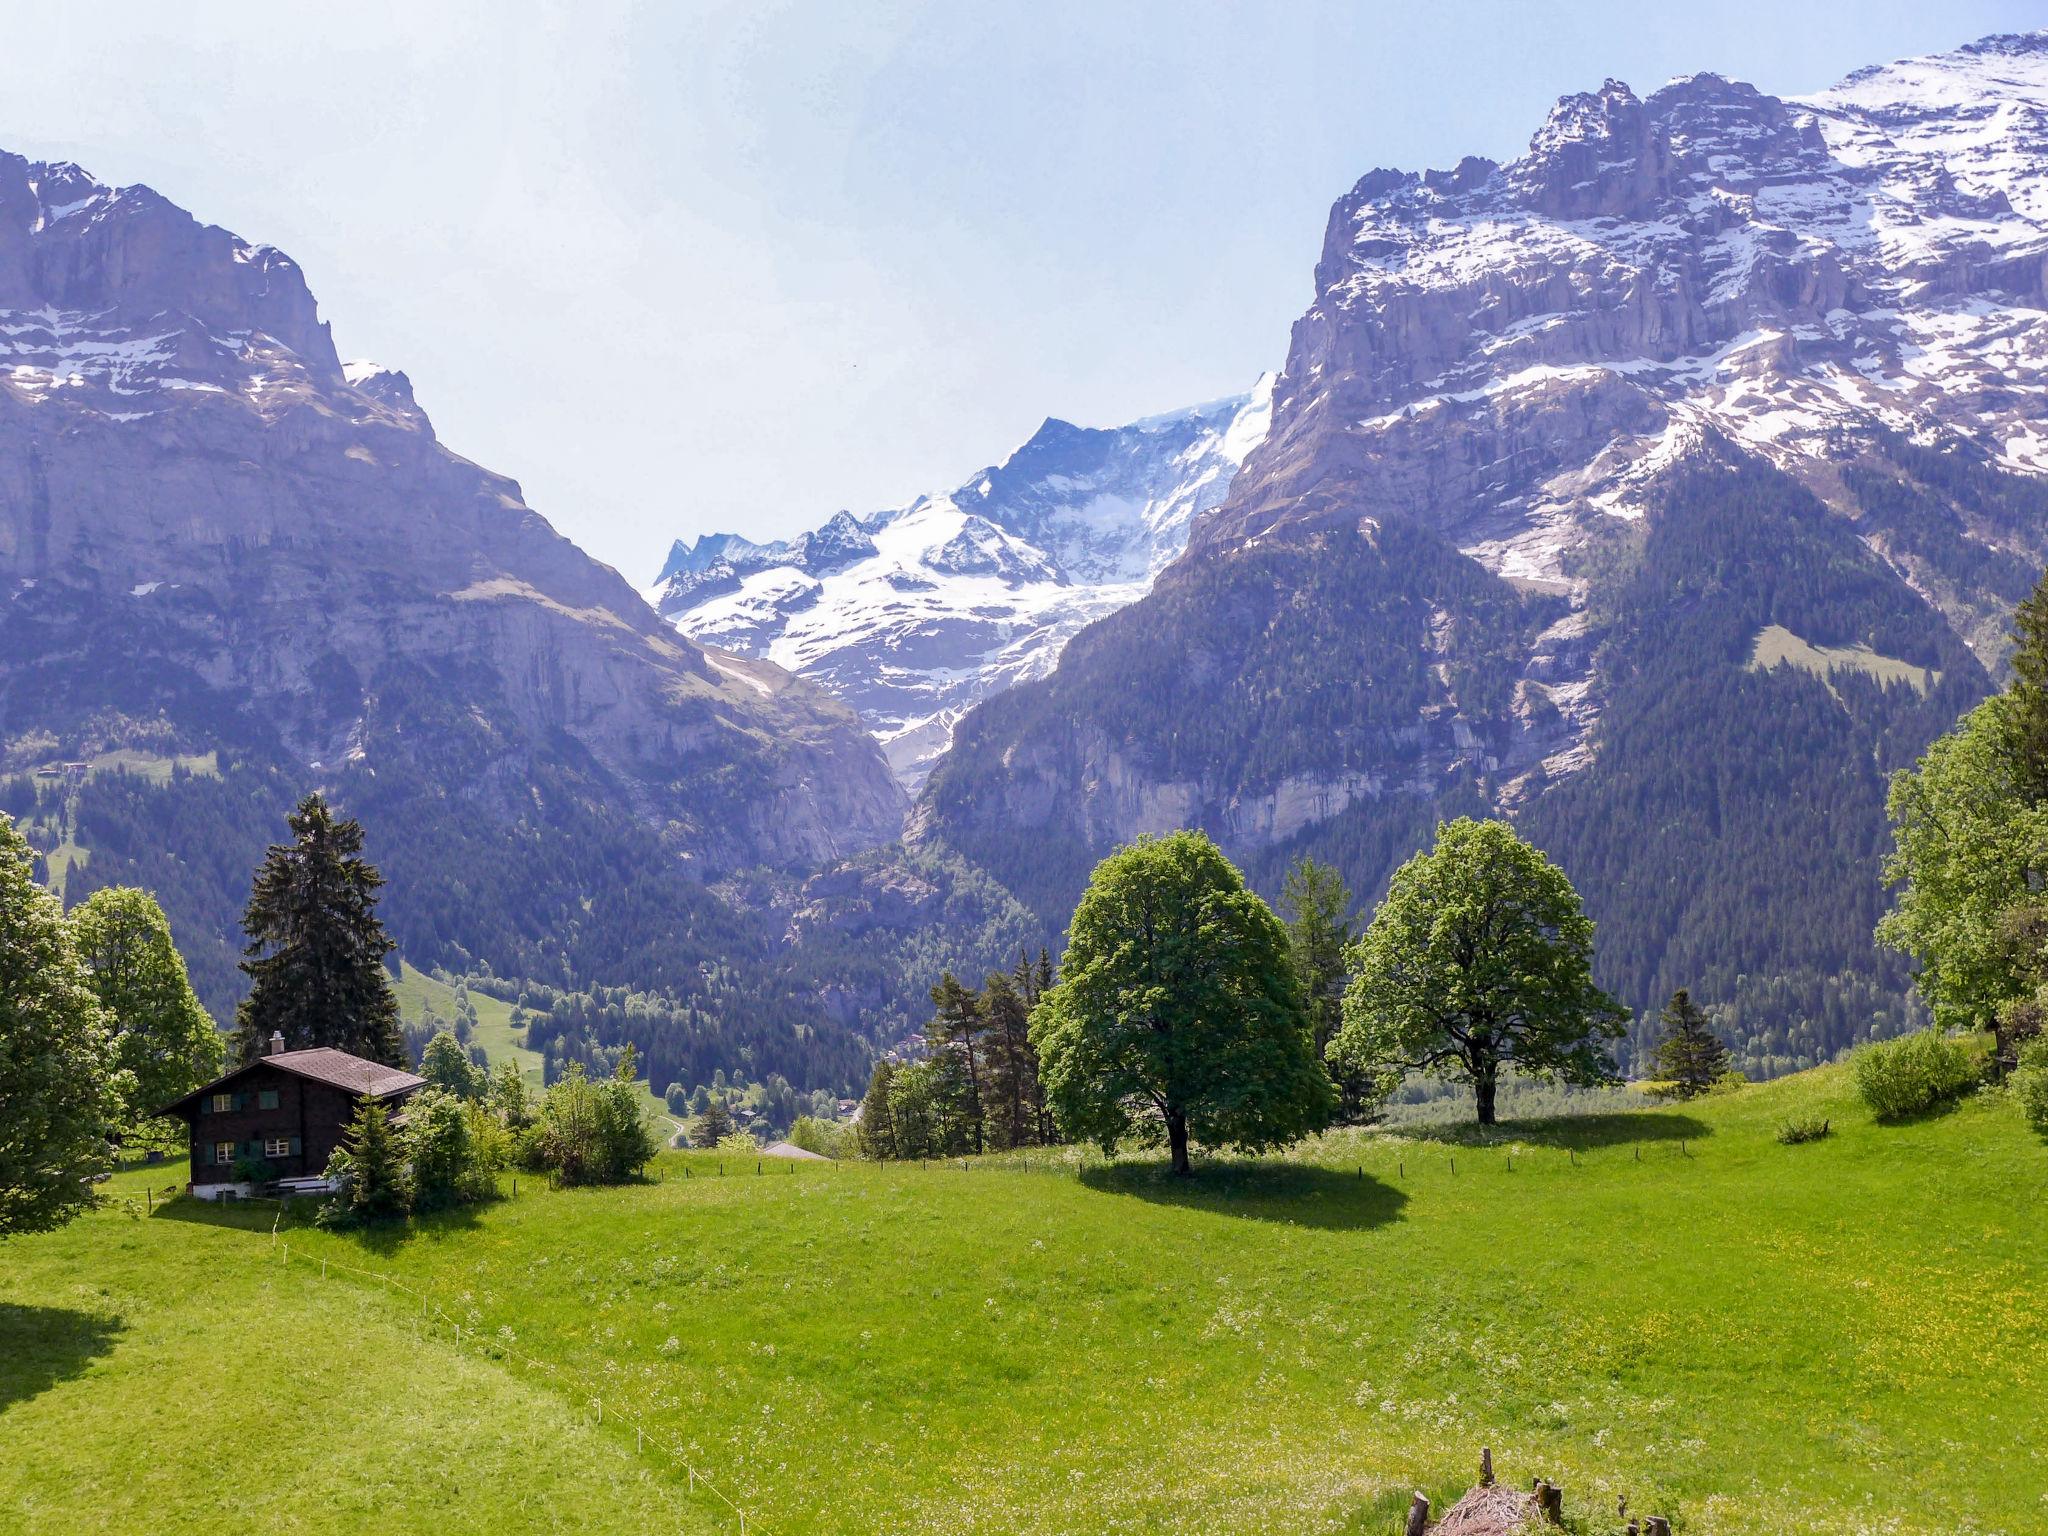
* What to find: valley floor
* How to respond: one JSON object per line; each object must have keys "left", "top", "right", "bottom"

{"left": 3, "top": 1066, "right": 2044, "bottom": 1535}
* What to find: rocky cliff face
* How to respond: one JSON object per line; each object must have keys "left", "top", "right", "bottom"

{"left": 652, "top": 380, "right": 1272, "bottom": 785}
{"left": 916, "top": 33, "right": 2048, "bottom": 1065}
{"left": 0, "top": 152, "right": 905, "bottom": 872}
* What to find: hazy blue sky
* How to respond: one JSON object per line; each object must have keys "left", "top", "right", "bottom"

{"left": 5, "top": 2, "right": 2042, "bottom": 577}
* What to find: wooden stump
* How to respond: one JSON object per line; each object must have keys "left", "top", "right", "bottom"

{"left": 1404, "top": 1493, "right": 1430, "bottom": 1536}
{"left": 1479, "top": 1447, "right": 1493, "bottom": 1486}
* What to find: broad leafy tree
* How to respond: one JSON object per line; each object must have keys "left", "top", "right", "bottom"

{"left": 1649, "top": 989, "right": 1730, "bottom": 1097}
{"left": 234, "top": 793, "right": 404, "bottom": 1065}
{"left": 418, "top": 1029, "right": 484, "bottom": 1100}
{"left": 1333, "top": 818, "right": 1624, "bottom": 1125}
{"left": 0, "top": 815, "right": 124, "bottom": 1236}
{"left": 68, "top": 885, "right": 223, "bottom": 1130}
{"left": 1030, "top": 831, "right": 1330, "bottom": 1175}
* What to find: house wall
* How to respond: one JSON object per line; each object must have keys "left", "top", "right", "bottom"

{"left": 181, "top": 1063, "right": 410, "bottom": 1193}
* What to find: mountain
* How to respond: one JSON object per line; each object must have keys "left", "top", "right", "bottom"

{"left": 0, "top": 151, "right": 909, "bottom": 1092}
{"left": 917, "top": 33, "right": 2048, "bottom": 1073}
{"left": 650, "top": 380, "right": 1274, "bottom": 784}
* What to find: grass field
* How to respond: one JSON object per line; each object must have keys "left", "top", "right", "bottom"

{"left": 4, "top": 1065, "right": 2044, "bottom": 1535}
{"left": 1748, "top": 623, "right": 1940, "bottom": 697}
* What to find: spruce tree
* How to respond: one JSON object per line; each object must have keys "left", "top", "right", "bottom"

{"left": 691, "top": 1095, "right": 735, "bottom": 1148}
{"left": 234, "top": 794, "right": 403, "bottom": 1066}
{"left": 856, "top": 1060, "right": 898, "bottom": 1159}
{"left": 980, "top": 971, "right": 1040, "bottom": 1150}
{"left": 1651, "top": 989, "right": 1730, "bottom": 1097}
{"left": 2007, "top": 567, "right": 2048, "bottom": 802}
{"left": 335, "top": 1097, "right": 406, "bottom": 1221}
{"left": 1280, "top": 855, "right": 1355, "bottom": 1063}
{"left": 928, "top": 972, "right": 987, "bottom": 1155}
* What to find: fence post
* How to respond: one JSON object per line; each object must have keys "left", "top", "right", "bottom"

{"left": 1404, "top": 1493, "right": 1429, "bottom": 1536}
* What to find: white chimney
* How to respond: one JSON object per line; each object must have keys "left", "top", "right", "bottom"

{"left": 268, "top": 1030, "right": 285, "bottom": 1057}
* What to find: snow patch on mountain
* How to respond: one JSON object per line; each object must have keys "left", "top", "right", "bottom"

{"left": 653, "top": 376, "right": 1275, "bottom": 785}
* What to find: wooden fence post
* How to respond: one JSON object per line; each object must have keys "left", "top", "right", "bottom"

{"left": 1479, "top": 1446, "right": 1493, "bottom": 1486}
{"left": 1403, "top": 1493, "right": 1429, "bottom": 1536}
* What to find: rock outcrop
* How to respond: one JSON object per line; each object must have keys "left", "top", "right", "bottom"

{"left": 0, "top": 151, "right": 905, "bottom": 871}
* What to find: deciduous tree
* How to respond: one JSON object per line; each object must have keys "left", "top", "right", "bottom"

{"left": 1333, "top": 818, "right": 1625, "bottom": 1125}
{"left": 68, "top": 885, "right": 222, "bottom": 1132}
{"left": 1030, "top": 831, "right": 1330, "bottom": 1175}
{"left": 0, "top": 814, "right": 123, "bottom": 1237}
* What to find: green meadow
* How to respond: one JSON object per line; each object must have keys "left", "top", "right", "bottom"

{"left": 4, "top": 1064, "right": 2043, "bottom": 1535}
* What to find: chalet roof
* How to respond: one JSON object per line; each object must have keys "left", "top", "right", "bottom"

{"left": 159, "top": 1047, "right": 425, "bottom": 1117}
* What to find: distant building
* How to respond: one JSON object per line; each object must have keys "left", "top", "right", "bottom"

{"left": 158, "top": 1031, "right": 424, "bottom": 1200}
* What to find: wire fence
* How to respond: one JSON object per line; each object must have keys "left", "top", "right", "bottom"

{"left": 267, "top": 1212, "right": 769, "bottom": 1536}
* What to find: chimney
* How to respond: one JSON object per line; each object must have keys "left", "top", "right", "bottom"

{"left": 268, "top": 1030, "right": 285, "bottom": 1057}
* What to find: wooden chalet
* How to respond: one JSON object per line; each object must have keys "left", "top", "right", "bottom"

{"left": 159, "top": 1030, "right": 424, "bottom": 1200}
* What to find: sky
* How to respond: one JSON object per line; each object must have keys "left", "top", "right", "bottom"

{"left": 4, "top": 1, "right": 2043, "bottom": 579}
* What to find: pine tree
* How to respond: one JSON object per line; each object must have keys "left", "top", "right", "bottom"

{"left": 856, "top": 1059, "right": 898, "bottom": 1159}
{"left": 1651, "top": 989, "right": 1730, "bottom": 1097}
{"left": 928, "top": 971, "right": 987, "bottom": 1155}
{"left": 233, "top": 794, "right": 403, "bottom": 1066}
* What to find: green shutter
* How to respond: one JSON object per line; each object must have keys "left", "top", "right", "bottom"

{"left": 290, "top": 1136, "right": 302, "bottom": 1157}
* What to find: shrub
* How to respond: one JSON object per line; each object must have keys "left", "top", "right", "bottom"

{"left": 534, "top": 1048, "right": 659, "bottom": 1186}
{"left": 1776, "top": 1115, "right": 1832, "bottom": 1145}
{"left": 230, "top": 1154, "right": 277, "bottom": 1186}
{"left": 786, "top": 1115, "right": 845, "bottom": 1158}
{"left": 2012, "top": 1038, "right": 2048, "bottom": 1136}
{"left": 1852, "top": 1029, "right": 1980, "bottom": 1121}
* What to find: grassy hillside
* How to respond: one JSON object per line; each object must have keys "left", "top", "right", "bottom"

{"left": 389, "top": 962, "right": 680, "bottom": 1134}
{"left": 5, "top": 1065, "right": 2043, "bottom": 1534}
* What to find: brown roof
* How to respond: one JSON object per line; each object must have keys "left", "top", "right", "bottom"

{"left": 159, "top": 1048, "right": 424, "bottom": 1116}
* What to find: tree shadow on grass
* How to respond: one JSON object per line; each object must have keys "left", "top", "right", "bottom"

{"left": 0, "top": 1304, "right": 123, "bottom": 1413}
{"left": 1079, "top": 1159, "right": 1408, "bottom": 1231}
{"left": 1388, "top": 1110, "right": 1712, "bottom": 1150}
{"left": 151, "top": 1193, "right": 487, "bottom": 1254}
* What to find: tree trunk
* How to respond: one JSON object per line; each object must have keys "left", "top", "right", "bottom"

{"left": 1474, "top": 1070, "right": 1498, "bottom": 1126}
{"left": 1166, "top": 1109, "right": 1191, "bottom": 1176}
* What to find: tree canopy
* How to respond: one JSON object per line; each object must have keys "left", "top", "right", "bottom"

{"left": 1029, "top": 831, "right": 1330, "bottom": 1174}
{"left": 0, "top": 814, "right": 124, "bottom": 1237}
{"left": 234, "top": 793, "right": 403, "bottom": 1065}
{"left": 1332, "top": 817, "right": 1624, "bottom": 1125}
{"left": 68, "top": 885, "right": 222, "bottom": 1128}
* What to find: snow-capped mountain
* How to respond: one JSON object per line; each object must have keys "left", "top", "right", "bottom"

{"left": 651, "top": 378, "right": 1273, "bottom": 784}
{"left": 917, "top": 32, "right": 2048, "bottom": 1064}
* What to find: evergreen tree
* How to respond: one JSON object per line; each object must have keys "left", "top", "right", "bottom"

{"left": 2006, "top": 565, "right": 2048, "bottom": 802}
{"left": 928, "top": 972, "right": 987, "bottom": 1154}
{"left": 691, "top": 1094, "right": 735, "bottom": 1148}
{"left": 0, "top": 814, "right": 123, "bottom": 1237}
{"left": 1032, "top": 831, "right": 1331, "bottom": 1175}
{"left": 333, "top": 1097, "right": 407, "bottom": 1222}
{"left": 67, "top": 885, "right": 223, "bottom": 1133}
{"left": 1280, "top": 857, "right": 1353, "bottom": 1052}
{"left": 1651, "top": 989, "right": 1731, "bottom": 1097}
{"left": 1334, "top": 818, "right": 1626, "bottom": 1125}
{"left": 856, "top": 1059, "right": 898, "bottom": 1159}
{"left": 980, "top": 971, "right": 1041, "bottom": 1150}
{"left": 234, "top": 794, "right": 403, "bottom": 1065}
